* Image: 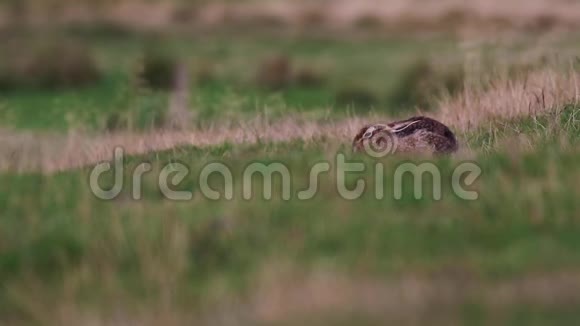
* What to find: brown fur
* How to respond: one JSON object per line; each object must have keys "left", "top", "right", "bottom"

{"left": 353, "top": 116, "right": 458, "bottom": 155}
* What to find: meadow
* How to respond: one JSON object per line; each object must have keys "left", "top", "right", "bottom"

{"left": 1, "top": 14, "right": 580, "bottom": 326}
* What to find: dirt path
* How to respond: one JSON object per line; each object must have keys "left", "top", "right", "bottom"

{"left": 0, "top": 117, "right": 368, "bottom": 173}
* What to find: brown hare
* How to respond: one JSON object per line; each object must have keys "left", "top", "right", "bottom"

{"left": 353, "top": 116, "right": 458, "bottom": 155}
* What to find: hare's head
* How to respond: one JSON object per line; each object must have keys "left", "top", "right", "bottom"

{"left": 352, "top": 124, "right": 394, "bottom": 153}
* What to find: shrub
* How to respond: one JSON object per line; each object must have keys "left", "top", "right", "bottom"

{"left": 354, "top": 14, "right": 384, "bottom": 29}
{"left": 256, "top": 55, "right": 326, "bottom": 90}
{"left": 389, "top": 59, "right": 464, "bottom": 111}
{"left": 140, "top": 50, "right": 179, "bottom": 90}
{"left": 299, "top": 8, "right": 327, "bottom": 27}
{"left": 335, "top": 85, "right": 379, "bottom": 110}
{"left": 294, "top": 67, "right": 325, "bottom": 87}
{"left": 256, "top": 55, "right": 292, "bottom": 90}
{"left": 0, "top": 41, "right": 101, "bottom": 90}
{"left": 104, "top": 58, "right": 174, "bottom": 132}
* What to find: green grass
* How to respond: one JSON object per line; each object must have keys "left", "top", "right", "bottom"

{"left": 0, "top": 32, "right": 457, "bottom": 130}
{"left": 467, "top": 104, "right": 580, "bottom": 152}
{"left": 1, "top": 107, "right": 579, "bottom": 324}
{"left": 2, "top": 29, "right": 580, "bottom": 324}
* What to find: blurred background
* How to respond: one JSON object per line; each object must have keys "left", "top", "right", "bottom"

{"left": 1, "top": 1, "right": 580, "bottom": 325}
{"left": 1, "top": 0, "right": 578, "bottom": 132}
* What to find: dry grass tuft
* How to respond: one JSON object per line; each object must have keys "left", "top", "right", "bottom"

{"left": 437, "top": 69, "right": 580, "bottom": 132}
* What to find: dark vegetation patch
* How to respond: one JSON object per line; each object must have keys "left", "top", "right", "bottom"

{"left": 335, "top": 85, "right": 380, "bottom": 110}
{"left": 103, "top": 45, "right": 191, "bottom": 131}
{"left": 256, "top": 55, "right": 325, "bottom": 90}
{"left": 388, "top": 59, "right": 465, "bottom": 111}
{"left": 140, "top": 49, "right": 181, "bottom": 91}
{"left": 0, "top": 40, "right": 101, "bottom": 90}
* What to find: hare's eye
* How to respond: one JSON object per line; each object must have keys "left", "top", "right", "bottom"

{"left": 362, "top": 126, "right": 376, "bottom": 139}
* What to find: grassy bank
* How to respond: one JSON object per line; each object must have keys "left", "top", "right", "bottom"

{"left": 1, "top": 105, "right": 579, "bottom": 325}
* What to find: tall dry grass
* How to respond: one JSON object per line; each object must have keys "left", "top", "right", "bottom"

{"left": 437, "top": 69, "right": 580, "bottom": 132}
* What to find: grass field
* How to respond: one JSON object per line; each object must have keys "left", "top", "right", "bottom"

{"left": 1, "top": 23, "right": 580, "bottom": 325}
{"left": 0, "top": 31, "right": 461, "bottom": 130}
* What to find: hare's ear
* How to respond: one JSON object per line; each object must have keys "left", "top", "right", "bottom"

{"left": 363, "top": 124, "right": 394, "bottom": 139}
{"left": 391, "top": 120, "right": 421, "bottom": 133}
